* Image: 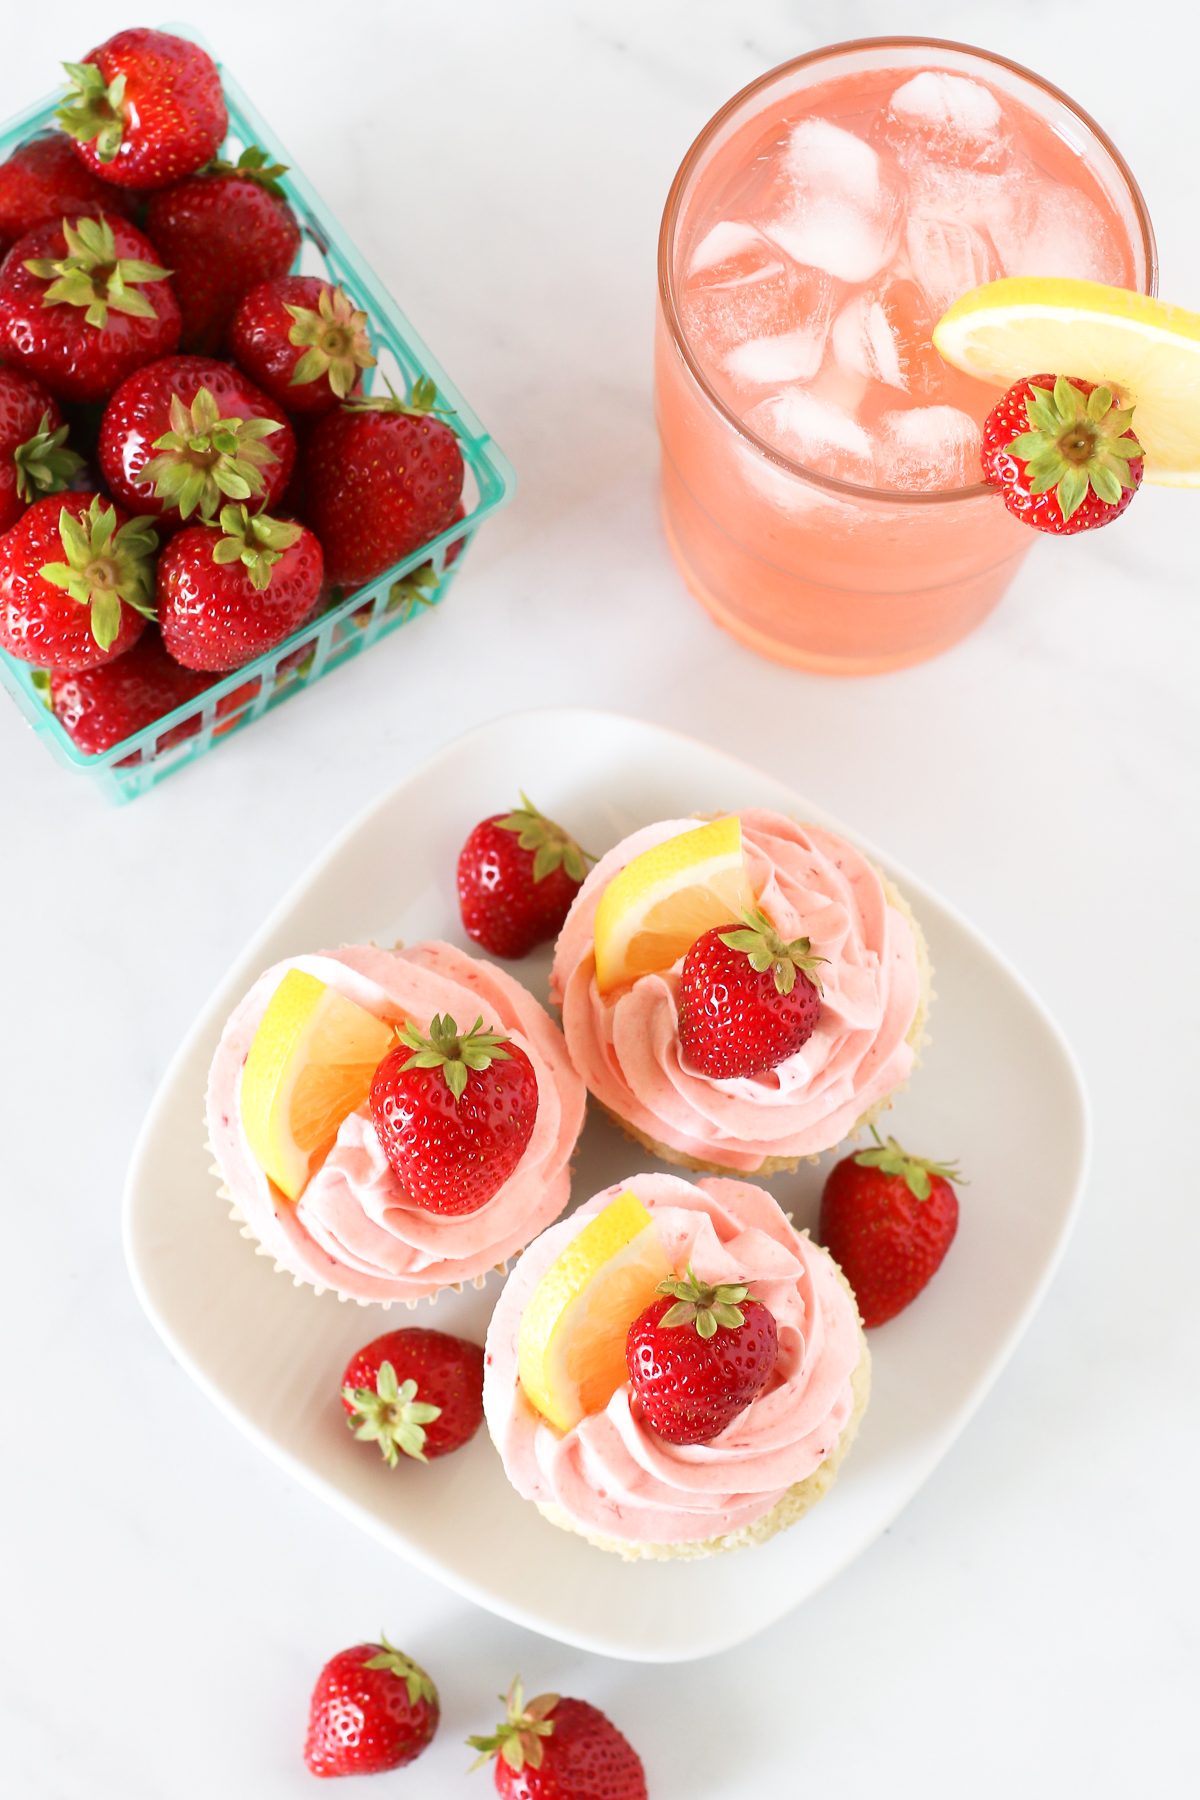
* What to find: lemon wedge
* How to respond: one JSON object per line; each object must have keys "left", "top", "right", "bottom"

{"left": 518, "top": 1190, "right": 672, "bottom": 1433}
{"left": 593, "top": 816, "right": 756, "bottom": 993}
{"left": 933, "top": 278, "right": 1200, "bottom": 485}
{"left": 240, "top": 969, "right": 396, "bottom": 1200}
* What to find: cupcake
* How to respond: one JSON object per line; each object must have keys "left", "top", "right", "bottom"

{"left": 483, "top": 1172, "right": 869, "bottom": 1559}
{"left": 551, "top": 809, "right": 931, "bottom": 1174}
{"left": 206, "top": 941, "right": 586, "bottom": 1305}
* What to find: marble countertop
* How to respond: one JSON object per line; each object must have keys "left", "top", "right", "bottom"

{"left": 3, "top": 2, "right": 1196, "bottom": 1794}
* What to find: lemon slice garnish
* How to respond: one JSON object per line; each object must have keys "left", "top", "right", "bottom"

{"left": 933, "top": 278, "right": 1200, "bottom": 485}
{"left": 592, "top": 816, "right": 756, "bottom": 993}
{"left": 240, "top": 968, "right": 396, "bottom": 1201}
{"left": 518, "top": 1190, "right": 672, "bottom": 1433}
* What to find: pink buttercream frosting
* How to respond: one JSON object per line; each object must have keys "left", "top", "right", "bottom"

{"left": 550, "top": 810, "right": 922, "bottom": 1170}
{"left": 483, "top": 1172, "right": 862, "bottom": 1545}
{"left": 206, "top": 942, "right": 587, "bottom": 1304}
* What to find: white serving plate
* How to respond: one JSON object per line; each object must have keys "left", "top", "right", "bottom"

{"left": 124, "top": 709, "right": 1089, "bottom": 1663}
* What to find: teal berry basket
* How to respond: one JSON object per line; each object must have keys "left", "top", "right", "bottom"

{"left": 0, "top": 29, "right": 516, "bottom": 803}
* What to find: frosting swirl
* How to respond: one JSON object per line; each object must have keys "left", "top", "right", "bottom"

{"left": 551, "top": 810, "right": 923, "bottom": 1169}
{"left": 206, "top": 942, "right": 586, "bottom": 1303}
{"left": 484, "top": 1172, "right": 864, "bottom": 1546}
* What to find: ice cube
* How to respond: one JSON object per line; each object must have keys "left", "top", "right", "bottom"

{"left": 879, "top": 71, "right": 1011, "bottom": 171}
{"left": 681, "top": 229, "right": 836, "bottom": 393}
{"left": 724, "top": 327, "right": 827, "bottom": 385}
{"left": 745, "top": 389, "right": 876, "bottom": 484}
{"left": 688, "top": 219, "right": 769, "bottom": 277}
{"left": 758, "top": 118, "right": 905, "bottom": 284}
{"left": 905, "top": 209, "right": 999, "bottom": 316}
{"left": 830, "top": 279, "right": 946, "bottom": 397}
{"left": 875, "top": 406, "right": 982, "bottom": 490}
{"left": 986, "top": 178, "right": 1124, "bottom": 283}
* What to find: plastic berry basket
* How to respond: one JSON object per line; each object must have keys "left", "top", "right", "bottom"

{"left": 0, "top": 27, "right": 516, "bottom": 803}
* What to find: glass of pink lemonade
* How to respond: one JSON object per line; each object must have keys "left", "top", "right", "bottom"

{"left": 655, "top": 38, "right": 1157, "bottom": 674}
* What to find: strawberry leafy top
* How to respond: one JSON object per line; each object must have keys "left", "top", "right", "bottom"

{"left": 286, "top": 283, "right": 377, "bottom": 400}
{"left": 209, "top": 504, "right": 302, "bottom": 591}
{"left": 14, "top": 412, "right": 85, "bottom": 504}
{"left": 343, "top": 372, "right": 458, "bottom": 432}
{"left": 495, "top": 792, "right": 593, "bottom": 883}
{"left": 24, "top": 215, "right": 172, "bottom": 329}
{"left": 199, "top": 143, "right": 289, "bottom": 199}
{"left": 55, "top": 61, "right": 128, "bottom": 162}
{"left": 359, "top": 1634, "right": 439, "bottom": 1710}
{"left": 468, "top": 1678, "right": 559, "bottom": 1773}
{"left": 397, "top": 1013, "right": 512, "bottom": 1103}
{"left": 38, "top": 497, "right": 157, "bottom": 649}
{"left": 718, "top": 908, "right": 827, "bottom": 997}
{"left": 1006, "top": 376, "right": 1143, "bottom": 522}
{"left": 853, "top": 1126, "right": 965, "bottom": 1201}
{"left": 656, "top": 1263, "right": 749, "bottom": 1339}
{"left": 139, "top": 387, "right": 283, "bottom": 521}
{"left": 342, "top": 1360, "right": 441, "bottom": 1466}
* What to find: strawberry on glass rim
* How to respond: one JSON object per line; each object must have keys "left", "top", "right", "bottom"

{"left": 678, "top": 906, "right": 826, "bottom": 1078}
{"left": 0, "top": 492, "right": 155, "bottom": 670}
{"left": 625, "top": 1263, "right": 778, "bottom": 1444}
{"left": 55, "top": 28, "right": 227, "bottom": 191}
{"left": 981, "top": 374, "right": 1143, "bottom": 533}
{"left": 369, "top": 1014, "right": 539, "bottom": 1215}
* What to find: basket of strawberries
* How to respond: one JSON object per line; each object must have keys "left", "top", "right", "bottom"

{"left": 0, "top": 26, "right": 515, "bottom": 802}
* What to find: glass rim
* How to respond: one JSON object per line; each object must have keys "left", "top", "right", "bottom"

{"left": 657, "top": 34, "right": 1159, "bottom": 508}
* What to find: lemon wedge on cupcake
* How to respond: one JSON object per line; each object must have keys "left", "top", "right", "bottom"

{"left": 593, "top": 817, "right": 756, "bottom": 992}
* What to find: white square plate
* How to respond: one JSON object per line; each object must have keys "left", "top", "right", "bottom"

{"left": 123, "top": 709, "right": 1089, "bottom": 1662}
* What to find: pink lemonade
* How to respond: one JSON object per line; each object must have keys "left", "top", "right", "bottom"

{"left": 655, "top": 40, "right": 1156, "bottom": 673}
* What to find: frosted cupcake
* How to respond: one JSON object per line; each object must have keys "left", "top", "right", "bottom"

{"left": 206, "top": 941, "right": 586, "bottom": 1305}
{"left": 551, "top": 810, "right": 930, "bottom": 1174}
{"left": 484, "top": 1172, "right": 869, "bottom": 1559}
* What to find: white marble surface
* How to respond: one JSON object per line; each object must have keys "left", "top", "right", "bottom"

{"left": 2, "top": 2, "right": 1198, "bottom": 1794}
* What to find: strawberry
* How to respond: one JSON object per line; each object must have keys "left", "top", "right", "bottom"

{"left": 157, "top": 504, "right": 322, "bottom": 671}
{"left": 303, "top": 376, "right": 464, "bottom": 591}
{"left": 144, "top": 147, "right": 301, "bottom": 356}
{"left": 340, "top": 1327, "right": 485, "bottom": 1464}
{"left": 468, "top": 1680, "right": 647, "bottom": 1800}
{"left": 369, "top": 1015, "right": 538, "bottom": 1215}
{"left": 0, "top": 369, "right": 85, "bottom": 533}
{"left": 0, "top": 492, "right": 154, "bottom": 670}
{"left": 0, "top": 215, "right": 180, "bottom": 404}
{"left": 818, "top": 1128, "right": 964, "bottom": 1328}
{"left": 677, "top": 908, "right": 826, "bottom": 1079}
{"left": 625, "top": 1266, "right": 778, "bottom": 1444}
{"left": 458, "top": 795, "right": 593, "bottom": 959}
{"left": 55, "top": 29, "right": 226, "bottom": 192}
{"left": 0, "top": 135, "right": 134, "bottom": 255}
{"left": 227, "top": 276, "right": 375, "bottom": 416}
{"left": 304, "top": 1636, "right": 438, "bottom": 1777}
{"left": 981, "top": 373, "right": 1144, "bottom": 533}
{"left": 99, "top": 356, "right": 294, "bottom": 523}
{"left": 42, "top": 626, "right": 217, "bottom": 754}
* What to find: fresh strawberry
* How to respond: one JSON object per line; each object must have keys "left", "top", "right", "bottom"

{"left": 0, "top": 215, "right": 180, "bottom": 403}
{"left": 468, "top": 1680, "right": 647, "bottom": 1800}
{"left": 818, "top": 1128, "right": 964, "bottom": 1328}
{"left": 369, "top": 1014, "right": 538, "bottom": 1215}
{"left": 0, "top": 492, "right": 154, "bottom": 670}
{"left": 0, "top": 135, "right": 134, "bottom": 254}
{"left": 305, "top": 1636, "right": 438, "bottom": 1777}
{"left": 458, "top": 795, "right": 592, "bottom": 959}
{"left": 157, "top": 503, "right": 322, "bottom": 671}
{"left": 981, "top": 373, "right": 1144, "bottom": 533}
{"left": 55, "top": 29, "right": 226, "bottom": 192}
{"left": 144, "top": 147, "right": 301, "bottom": 356}
{"left": 0, "top": 369, "right": 85, "bottom": 533}
{"left": 99, "top": 356, "right": 294, "bottom": 523}
{"left": 677, "top": 908, "right": 826, "bottom": 1079}
{"left": 625, "top": 1265, "right": 778, "bottom": 1444}
{"left": 340, "top": 1327, "right": 485, "bottom": 1465}
{"left": 43, "top": 627, "right": 216, "bottom": 754}
{"left": 227, "top": 276, "right": 375, "bottom": 416}
{"left": 303, "top": 376, "right": 464, "bottom": 590}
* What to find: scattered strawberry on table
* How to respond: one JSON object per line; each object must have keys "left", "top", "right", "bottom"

{"left": 819, "top": 1127, "right": 965, "bottom": 1327}
{"left": 458, "top": 795, "right": 593, "bottom": 958}
{"left": 0, "top": 492, "right": 155, "bottom": 668}
{"left": 305, "top": 1636, "right": 439, "bottom": 1777}
{"left": 341, "top": 1327, "right": 485, "bottom": 1465}
{"left": 626, "top": 1265, "right": 778, "bottom": 1443}
{"left": 157, "top": 503, "right": 322, "bottom": 669}
{"left": 469, "top": 1680, "right": 648, "bottom": 1800}
{"left": 369, "top": 1015, "right": 539, "bottom": 1214}
{"left": 0, "top": 368, "right": 84, "bottom": 533}
{"left": 981, "top": 373, "right": 1143, "bottom": 533}
{"left": 677, "top": 907, "right": 826, "bottom": 1078}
